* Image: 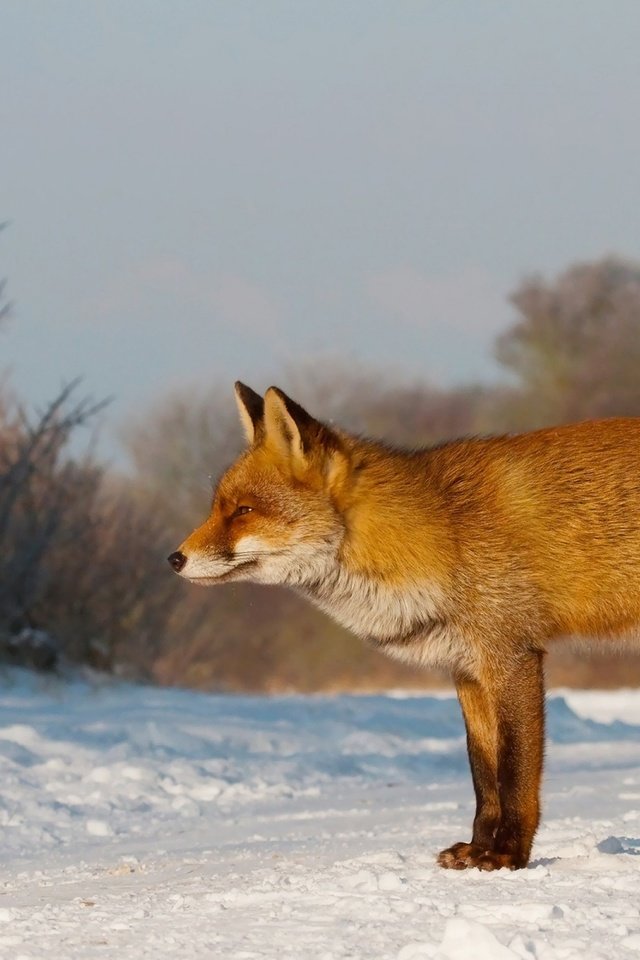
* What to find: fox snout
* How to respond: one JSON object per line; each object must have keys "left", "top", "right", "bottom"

{"left": 167, "top": 535, "right": 269, "bottom": 585}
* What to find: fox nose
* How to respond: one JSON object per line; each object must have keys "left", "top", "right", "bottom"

{"left": 167, "top": 551, "right": 187, "bottom": 572}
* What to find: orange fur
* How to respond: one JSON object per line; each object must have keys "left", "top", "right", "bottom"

{"left": 170, "top": 384, "right": 640, "bottom": 870}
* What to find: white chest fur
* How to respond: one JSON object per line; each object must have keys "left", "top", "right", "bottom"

{"left": 236, "top": 535, "right": 469, "bottom": 673}
{"left": 296, "top": 565, "right": 467, "bottom": 672}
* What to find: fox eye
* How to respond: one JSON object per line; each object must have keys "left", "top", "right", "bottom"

{"left": 231, "top": 505, "right": 253, "bottom": 519}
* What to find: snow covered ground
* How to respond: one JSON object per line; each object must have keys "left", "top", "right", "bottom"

{"left": 2, "top": 671, "right": 640, "bottom": 959}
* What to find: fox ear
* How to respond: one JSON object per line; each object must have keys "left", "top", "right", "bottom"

{"left": 234, "top": 381, "right": 264, "bottom": 444}
{"left": 263, "top": 387, "right": 316, "bottom": 465}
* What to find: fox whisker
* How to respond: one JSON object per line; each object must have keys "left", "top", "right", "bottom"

{"left": 221, "top": 551, "right": 282, "bottom": 563}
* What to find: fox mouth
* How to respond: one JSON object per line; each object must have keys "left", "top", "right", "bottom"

{"left": 186, "top": 559, "right": 259, "bottom": 585}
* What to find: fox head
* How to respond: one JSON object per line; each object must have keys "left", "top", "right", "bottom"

{"left": 168, "top": 383, "right": 351, "bottom": 587}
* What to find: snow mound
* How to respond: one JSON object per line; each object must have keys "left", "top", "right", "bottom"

{"left": 1, "top": 671, "right": 640, "bottom": 958}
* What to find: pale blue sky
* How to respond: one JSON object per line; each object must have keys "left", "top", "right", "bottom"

{"left": 2, "top": 1, "right": 640, "bottom": 458}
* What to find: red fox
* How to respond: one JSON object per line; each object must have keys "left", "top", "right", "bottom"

{"left": 169, "top": 382, "right": 640, "bottom": 871}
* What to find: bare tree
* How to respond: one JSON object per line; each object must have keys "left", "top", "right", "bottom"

{"left": 123, "top": 385, "right": 244, "bottom": 533}
{"left": 496, "top": 257, "right": 640, "bottom": 427}
{"left": 0, "top": 385, "right": 107, "bottom": 637}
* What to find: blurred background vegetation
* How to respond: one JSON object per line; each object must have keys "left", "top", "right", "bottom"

{"left": 2, "top": 252, "right": 640, "bottom": 690}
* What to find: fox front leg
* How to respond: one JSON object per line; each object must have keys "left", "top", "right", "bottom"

{"left": 438, "top": 649, "right": 545, "bottom": 871}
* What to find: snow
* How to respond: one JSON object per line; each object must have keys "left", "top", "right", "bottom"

{"left": 1, "top": 671, "right": 640, "bottom": 958}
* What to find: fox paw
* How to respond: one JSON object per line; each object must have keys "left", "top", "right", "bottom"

{"left": 437, "top": 842, "right": 486, "bottom": 869}
{"left": 437, "top": 843, "right": 520, "bottom": 871}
